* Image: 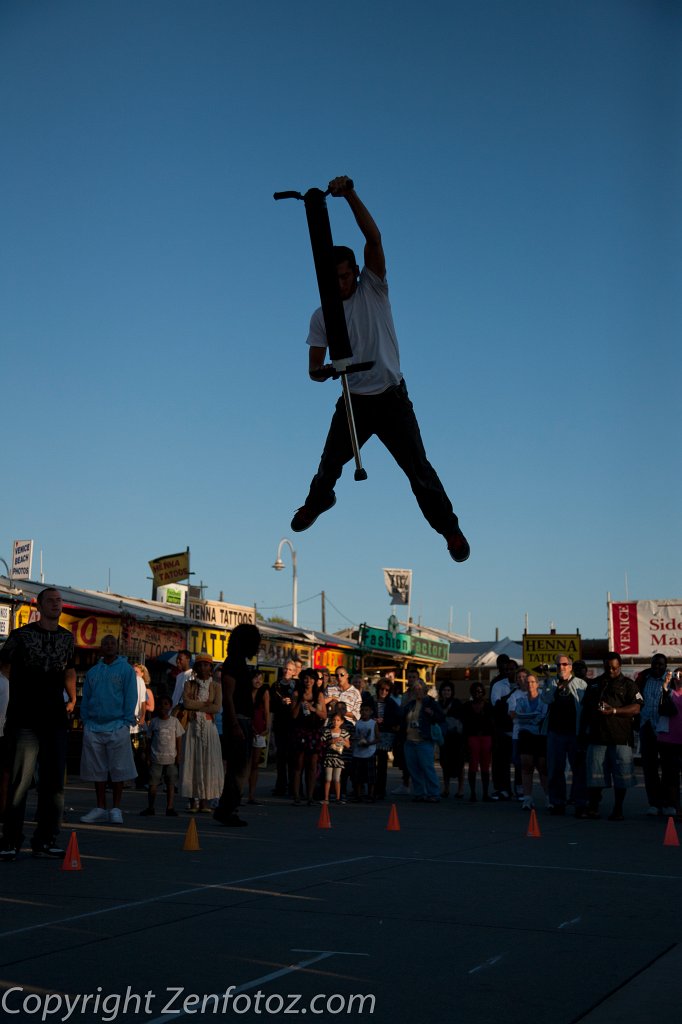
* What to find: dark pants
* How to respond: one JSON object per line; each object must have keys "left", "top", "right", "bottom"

{"left": 272, "top": 727, "right": 294, "bottom": 795}
{"left": 217, "top": 718, "right": 252, "bottom": 818}
{"left": 639, "top": 721, "right": 662, "bottom": 807}
{"left": 492, "top": 732, "right": 512, "bottom": 795}
{"left": 658, "top": 741, "right": 682, "bottom": 811}
{"left": 547, "top": 732, "right": 587, "bottom": 808}
{"left": 306, "top": 380, "right": 459, "bottom": 537}
{"left": 2, "top": 727, "right": 68, "bottom": 850}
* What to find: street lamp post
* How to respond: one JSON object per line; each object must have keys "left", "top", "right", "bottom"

{"left": 272, "top": 538, "right": 298, "bottom": 628}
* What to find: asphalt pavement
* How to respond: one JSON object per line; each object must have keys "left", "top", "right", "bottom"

{"left": 0, "top": 770, "right": 680, "bottom": 1024}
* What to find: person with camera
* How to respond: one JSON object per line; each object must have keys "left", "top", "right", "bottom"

{"left": 581, "top": 652, "right": 643, "bottom": 821}
{"left": 541, "top": 655, "right": 588, "bottom": 817}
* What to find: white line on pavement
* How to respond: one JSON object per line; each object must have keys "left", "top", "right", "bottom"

{"left": 0, "top": 856, "right": 372, "bottom": 940}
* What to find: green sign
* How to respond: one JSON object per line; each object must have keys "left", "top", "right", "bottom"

{"left": 411, "top": 636, "right": 450, "bottom": 662}
{"left": 361, "top": 626, "right": 411, "bottom": 654}
{"left": 361, "top": 626, "right": 449, "bottom": 663}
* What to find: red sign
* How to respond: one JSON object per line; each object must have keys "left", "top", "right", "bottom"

{"left": 610, "top": 602, "right": 640, "bottom": 656}
{"left": 313, "top": 647, "right": 350, "bottom": 673}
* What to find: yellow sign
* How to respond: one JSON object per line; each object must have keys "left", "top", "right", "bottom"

{"left": 12, "top": 606, "right": 120, "bottom": 648}
{"left": 149, "top": 551, "right": 190, "bottom": 586}
{"left": 522, "top": 633, "right": 581, "bottom": 673}
{"left": 188, "top": 626, "right": 230, "bottom": 662}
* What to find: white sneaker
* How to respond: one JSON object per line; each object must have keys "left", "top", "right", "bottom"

{"left": 80, "top": 807, "right": 109, "bottom": 824}
{"left": 646, "top": 806, "right": 660, "bottom": 817}
{"left": 521, "top": 797, "right": 534, "bottom": 810}
{"left": 390, "top": 784, "right": 410, "bottom": 796}
{"left": 661, "top": 807, "right": 677, "bottom": 816}
{"left": 108, "top": 808, "right": 124, "bottom": 825}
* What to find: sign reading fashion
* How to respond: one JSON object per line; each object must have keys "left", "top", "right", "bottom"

{"left": 609, "top": 600, "right": 682, "bottom": 656}
{"left": 360, "top": 624, "right": 449, "bottom": 662}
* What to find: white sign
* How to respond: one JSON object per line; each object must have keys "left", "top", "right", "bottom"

{"left": 11, "top": 540, "right": 33, "bottom": 581}
{"left": 608, "top": 600, "right": 682, "bottom": 657}
{"left": 187, "top": 599, "right": 256, "bottom": 628}
{"left": 0, "top": 604, "right": 10, "bottom": 637}
{"left": 383, "top": 568, "right": 412, "bottom": 606}
{"left": 155, "top": 584, "right": 188, "bottom": 608}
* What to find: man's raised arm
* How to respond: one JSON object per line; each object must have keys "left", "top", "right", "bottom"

{"left": 329, "top": 176, "right": 386, "bottom": 280}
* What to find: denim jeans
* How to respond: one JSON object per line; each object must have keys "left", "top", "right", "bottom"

{"left": 2, "top": 727, "right": 68, "bottom": 849}
{"left": 404, "top": 740, "right": 440, "bottom": 798}
{"left": 547, "top": 732, "right": 587, "bottom": 808}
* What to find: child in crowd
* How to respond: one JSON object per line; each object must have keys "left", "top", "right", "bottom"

{"left": 141, "top": 696, "right": 184, "bottom": 817}
{"left": 352, "top": 703, "right": 378, "bottom": 802}
{"left": 321, "top": 712, "right": 351, "bottom": 804}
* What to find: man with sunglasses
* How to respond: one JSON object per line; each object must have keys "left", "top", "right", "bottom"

{"left": 541, "top": 655, "right": 588, "bottom": 817}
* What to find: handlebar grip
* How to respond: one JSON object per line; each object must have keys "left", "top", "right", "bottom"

{"left": 324, "top": 178, "right": 355, "bottom": 196}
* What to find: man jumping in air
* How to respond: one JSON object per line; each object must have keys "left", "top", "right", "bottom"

{"left": 290, "top": 175, "right": 470, "bottom": 563}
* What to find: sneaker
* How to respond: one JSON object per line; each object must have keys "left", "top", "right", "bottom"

{"left": 31, "top": 842, "right": 65, "bottom": 858}
{"left": 0, "top": 846, "right": 18, "bottom": 863}
{"left": 646, "top": 806, "right": 661, "bottom": 817}
{"left": 80, "top": 807, "right": 110, "bottom": 824}
{"left": 165, "top": 808, "right": 179, "bottom": 817}
{"left": 108, "top": 808, "right": 124, "bottom": 825}
{"left": 521, "top": 797, "right": 534, "bottom": 810}
{"left": 213, "top": 811, "right": 248, "bottom": 827}
{"left": 291, "top": 494, "right": 336, "bottom": 533}
{"left": 661, "top": 807, "right": 677, "bottom": 817}
{"left": 446, "top": 526, "right": 470, "bottom": 563}
{"left": 390, "top": 784, "right": 411, "bottom": 796}
{"left": 139, "top": 807, "right": 155, "bottom": 816}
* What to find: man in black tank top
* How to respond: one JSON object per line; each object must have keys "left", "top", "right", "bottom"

{"left": 214, "top": 624, "right": 261, "bottom": 827}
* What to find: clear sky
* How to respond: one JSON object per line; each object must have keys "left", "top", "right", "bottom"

{"left": 2, "top": 0, "right": 680, "bottom": 642}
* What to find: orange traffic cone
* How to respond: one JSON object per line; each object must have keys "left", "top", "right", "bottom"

{"left": 61, "top": 831, "right": 82, "bottom": 871}
{"left": 183, "top": 818, "right": 201, "bottom": 851}
{"left": 386, "top": 804, "right": 401, "bottom": 832}
{"left": 663, "top": 816, "right": 680, "bottom": 847}
{"left": 317, "top": 804, "right": 332, "bottom": 829}
{"left": 526, "top": 809, "right": 542, "bottom": 838}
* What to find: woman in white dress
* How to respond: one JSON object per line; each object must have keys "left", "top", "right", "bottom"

{"left": 180, "top": 654, "right": 224, "bottom": 812}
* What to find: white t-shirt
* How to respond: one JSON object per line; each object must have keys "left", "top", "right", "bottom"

{"left": 149, "top": 716, "right": 185, "bottom": 765}
{"left": 353, "top": 718, "right": 377, "bottom": 758}
{"left": 130, "top": 675, "right": 147, "bottom": 735}
{"left": 306, "top": 267, "right": 402, "bottom": 396}
{"left": 172, "top": 669, "right": 193, "bottom": 708}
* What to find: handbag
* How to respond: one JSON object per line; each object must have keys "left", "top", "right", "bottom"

{"left": 430, "top": 723, "right": 444, "bottom": 745}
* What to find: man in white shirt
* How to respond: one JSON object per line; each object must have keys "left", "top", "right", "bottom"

{"left": 290, "top": 175, "right": 469, "bottom": 564}
{"left": 171, "top": 649, "right": 193, "bottom": 708}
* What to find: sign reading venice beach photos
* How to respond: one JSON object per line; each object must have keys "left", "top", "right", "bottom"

{"left": 609, "top": 600, "right": 682, "bottom": 657}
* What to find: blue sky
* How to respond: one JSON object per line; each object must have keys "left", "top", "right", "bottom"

{"left": 2, "top": 0, "right": 680, "bottom": 642}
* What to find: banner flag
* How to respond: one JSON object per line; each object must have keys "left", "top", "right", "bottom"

{"left": 383, "top": 568, "right": 412, "bottom": 606}
{"left": 149, "top": 551, "right": 190, "bottom": 586}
